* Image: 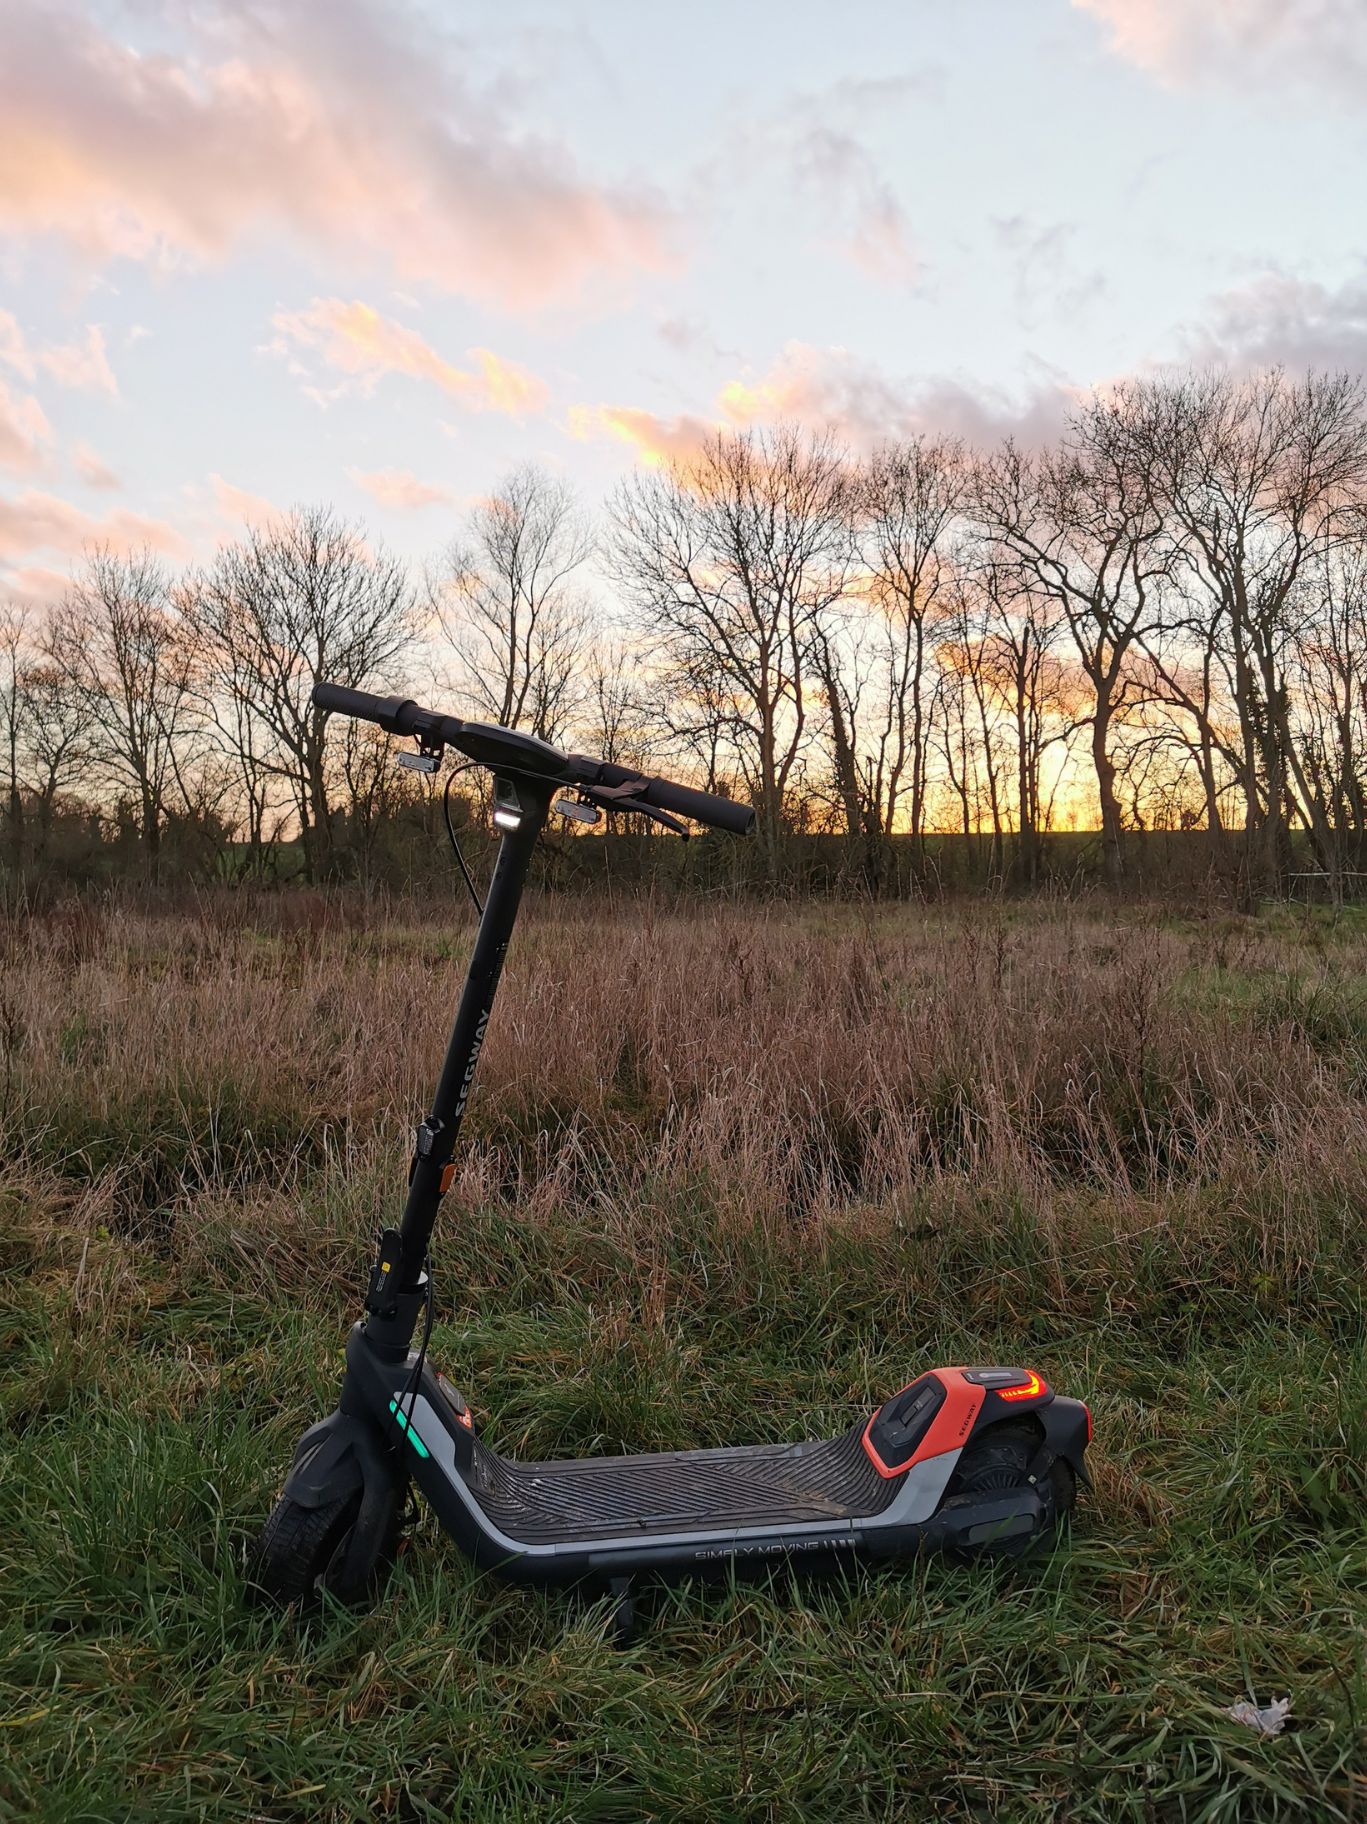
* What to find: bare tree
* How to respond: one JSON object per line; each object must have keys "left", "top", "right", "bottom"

{"left": 973, "top": 394, "right": 1171, "bottom": 886}
{"left": 1131, "top": 368, "right": 1367, "bottom": 893}
{"left": 1282, "top": 525, "right": 1367, "bottom": 896}
{"left": 610, "top": 425, "right": 852, "bottom": 879}
{"left": 961, "top": 559, "right": 1076, "bottom": 883}
{"left": 44, "top": 550, "right": 196, "bottom": 861}
{"left": 857, "top": 436, "right": 965, "bottom": 849}
{"left": 18, "top": 661, "right": 91, "bottom": 848}
{"left": 192, "top": 507, "right": 412, "bottom": 880}
{"left": 809, "top": 608, "right": 877, "bottom": 856}
{"left": 0, "top": 608, "right": 28, "bottom": 865}
{"left": 582, "top": 636, "right": 657, "bottom": 772}
{"left": 431, "top": 466, "right": 590, "bottom": 745}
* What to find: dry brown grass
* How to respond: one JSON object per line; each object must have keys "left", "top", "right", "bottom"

{"left": 3, "top": 892, "right": 1364, "bottom": 1326}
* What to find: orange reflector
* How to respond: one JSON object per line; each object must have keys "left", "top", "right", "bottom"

{"left": 438, "top": 1162, "right": 456, "bottom": 1195}
{"left": 999, "top": 1369, "right": 1046, "bottom": 1402}
{"left": 458, "top": 1405, "right": 474, "bottom": 1430}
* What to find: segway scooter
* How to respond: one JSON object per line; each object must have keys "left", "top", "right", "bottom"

{"left": 250, "top": 683, "right": 1091, "bottom": 1616}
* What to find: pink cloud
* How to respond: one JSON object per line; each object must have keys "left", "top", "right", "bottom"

{"left": 0, "top": 310, "right": 118, "bottom": 395}
{"left": 567, "top": 403, "right": 719, "bottom": 468}
{"left": 0, "top": 487, "right": 188, "bottom": 563}
{"left": 73, "top": 442, "right": 120, "bottom": 490}
{"left": 573, "top": 344, "right": 1079, "bottom": 468}
{"left": 718, "top": 345, "right": 1079, "bottom": 448}
{"left": 270, "top": 299, "right": 548, "bottom": 415}
{"left": 38, "top": 325, "right": 118, "bottom": 396}
{"left": 1071, "top": 0, "right": 1367, "bottom": 98}
{"left": 208, "top": 474, "right": 279, "bottom": 532}
{"left": 0, "top": 0, "right": 671, "bottom": 309}
{"left": 347, "top": 467, "right": 452, "bottom": 510}
{"left": 0, "top": 378, "right": 52, "bottom": 475}
{"left": 2, "top": 563, "right": 70, "bottom": 607}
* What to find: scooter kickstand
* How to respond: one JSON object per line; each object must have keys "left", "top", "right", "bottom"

{"left": 608, "top": 1576, "right": 636, "bottom": 1645}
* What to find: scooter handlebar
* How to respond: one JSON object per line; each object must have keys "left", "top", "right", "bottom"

{"left": 312, "top": 680, "right": 755, "bottom": 835}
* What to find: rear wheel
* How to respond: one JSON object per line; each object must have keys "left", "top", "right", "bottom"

{"left": 248, "top": 1487, "right": 402, "bottom": 1608}
{"left": 946, "top": 1421, "right": 1075, "bottom": 1557}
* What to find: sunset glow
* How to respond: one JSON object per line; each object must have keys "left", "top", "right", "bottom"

{"left": 1, "top": 0, "right": 1361, "bottom": 603}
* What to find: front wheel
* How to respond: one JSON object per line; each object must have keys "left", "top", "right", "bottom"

{"left": 248, "top": 1486, "right": 402, "bottom": 1608}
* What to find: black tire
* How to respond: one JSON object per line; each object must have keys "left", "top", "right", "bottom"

{"left": 248, "top": 1487, "right": 402, "bottom": 1608}
{"left": 946, "top": 1421, "right": 1076, "bottom": 1558}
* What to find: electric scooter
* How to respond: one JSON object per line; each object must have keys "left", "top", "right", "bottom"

{"left": 250, "top": 682, "right": 1091, "bottom": 1619}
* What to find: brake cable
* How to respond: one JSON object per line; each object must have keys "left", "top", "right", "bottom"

{"left": 442, "top": 765, "right": 484, "bottom": 917}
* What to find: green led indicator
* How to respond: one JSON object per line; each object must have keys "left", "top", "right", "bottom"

{"left": 388, "top": 1397, "right": 431, "bottom": 1458}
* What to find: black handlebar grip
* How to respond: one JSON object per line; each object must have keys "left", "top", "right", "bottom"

{"left": 311, "top": 682, "right": 419, "bottom": 734}
{"left": 580, "top": 757, "right": 754, "bottom": 834}
{"left": 643, "top": 776, "right": 755, "bottom": 836}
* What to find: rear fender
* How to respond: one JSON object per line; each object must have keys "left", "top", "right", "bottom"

{"left": 1035, "top": 1395, "right": 1092, "bottom": 1486}
{"left": 954, "top": 1371, "right": 1092, "bottom": 1488}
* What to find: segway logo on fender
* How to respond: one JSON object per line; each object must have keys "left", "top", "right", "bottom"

{"left": 453, "top": 1011, "right": 490, "bottom": 1120}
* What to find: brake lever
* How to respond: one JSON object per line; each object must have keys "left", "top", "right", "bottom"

{"left": 578, "top": 781, "right": 690, "bottom": 839}
{"left": 618, "top": 797, "right": 690, "bottom": 838}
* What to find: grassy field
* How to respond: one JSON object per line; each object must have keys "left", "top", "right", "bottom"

{"left": 1, "top": 891, "right": 1364, "bottom": 1821}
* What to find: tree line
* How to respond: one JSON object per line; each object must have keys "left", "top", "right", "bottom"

{"left": 5, "top": 364, "right": 1367, "bottom": 899}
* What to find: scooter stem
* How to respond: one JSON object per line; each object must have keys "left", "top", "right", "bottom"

{"left": 375, "top": 774, "right": 551, "bottom": 1342}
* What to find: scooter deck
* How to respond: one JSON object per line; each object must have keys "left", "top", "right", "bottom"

{"left": 462, "top": 1422, "right": 898, "bottom": 1544}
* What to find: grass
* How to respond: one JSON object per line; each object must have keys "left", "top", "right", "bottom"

{"left": 1, "top": 892, "right": 1365, "bottom": 1820}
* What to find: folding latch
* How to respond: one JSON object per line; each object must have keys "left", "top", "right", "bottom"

{"left": 365, "top": 1226, "right": 405, "bottom": 1317}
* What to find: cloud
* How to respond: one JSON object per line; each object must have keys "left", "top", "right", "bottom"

{"left": 38, "top": 326, "right": 118, "bottom": 396}
{"left": 792, "top": 129, "right": 920, "bottom": 285}
{"left": 991, "top": 217, "right": 1107, "bottom": 324}
{"left": 0, "top": 315, "right": 29, "bottom": 378}
{"left": 0, "top": 378, "right": 52, "bottom": 475}
{"left": 0, "top": 310, "right": 119, "bottom": 395}
{"left": 269, "top": 299, "right": 548, "bottom": 415}
{"left": 1071, "top": 0, "right": 1367, "bottom": 99}
{"left": 0, "top": 487, "right": 187, "bottom": 563}
{"left": 572, "top": 344, "right": 1079, "bottom": 466}
{"left": 724, "top": 344, "right": 1082, "bottom": 448}
{"left": 348, "top": 466, "right": 451, "bottom": 509}
{"left": 208, "top": 474, "right": 279, "bottom": 531}
{"left": 0, "top": 0, "right": 671, "bottom": 309}
{"left": 708, "top": 105, "right": 922, "bottom": 289}
{"left": 1176, "top": 271, "right": 1367, "bottom": 373}
{"left": 715, "top": 343, "right": 914, "bottom": 445}
{"left": 73, "top": 442, "right": 120, "bottom": 490}
{"left": 898, "top": 372, "right": 1081, "bottom": 448}
{"left": 567, "top": 403, "right": 720, "bottom": 468}
{"left": 1, "top": 563, "right": 70, "bottom": 607}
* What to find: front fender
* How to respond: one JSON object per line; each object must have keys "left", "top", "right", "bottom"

{"left": 278, "top": 1405, "right": 407, "bottom": 1598}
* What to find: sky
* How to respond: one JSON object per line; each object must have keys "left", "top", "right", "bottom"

{"left": 1, "top": 0, "right": 1365, "bottom": 606}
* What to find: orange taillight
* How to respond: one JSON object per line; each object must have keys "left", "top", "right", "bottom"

{"left": 998, "top": 1369, "right": 1046, "bottom": 1402}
